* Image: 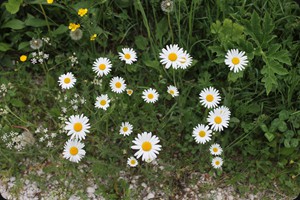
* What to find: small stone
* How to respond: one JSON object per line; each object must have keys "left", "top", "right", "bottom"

{"left": 146, "top": 192, "right": 155, "bottom": 199}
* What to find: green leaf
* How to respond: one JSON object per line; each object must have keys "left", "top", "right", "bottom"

{"left": 250, "top": 11, "right": 262, "bottom": 44}
{"left": 52, "top": 25, "right": 68, "bottom": 35}
{"left": 262, "top": 12, "right": 274, "bottom": 34}
{"left": 265, "top": 132, "right": 275, "bottom": 142}
{"left": 268, "top": 44, "right": 281, "bottom": 55}
{"left": 269, "top": 50, "right": 291, "bottom": 66}
{"left": 11, "top": 99, "right": 25, "bottom": 107}
{"left": 4, "top": 0, "right": 23, "bottom": 14}
{"left": 290, "top": 138, "right": 299, "bottom": 148}
{"left": 155, "top": 17, "right": 168, "bottom": 43}
{"left": 269, "top": 59, "right": 289, "bottom": 75}
{"left": 134, "top": 35, "right": 148, "bottom": 50}
{"left": 0, "top": 43, "right": 11, "bottom": 52}
{"left": 1, "top": 19, "right": 25, "bottom": 30}
{"left": 25, "top": 17, "right": 52, "bottom": 27}
{"left": 227, "top": 71, "right": 244, "bottom": 82}
{"left": 210, "top": 20, "right": 221, "bottom": 34}
{"left": 260, "top": 124, "right": 268, "bottom": 132}
{"left": 18, "top": 42, "right": 29, "bottom": 50}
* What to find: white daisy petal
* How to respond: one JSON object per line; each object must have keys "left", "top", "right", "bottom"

{"left": 65, "top": 114, "right": 90, "bottom": 141}
{"left": 224, "top": 49, "right": 248, "bottom": 73}
{"left": 199, "top": 87, "right": 221, "bottom": 109}
{"left": 142, "top": 88, "right": 159, "bottom": 103}
{"left": 212, "top": 157, "right": 223, "bottom": 169}
{"left": 63, "top": 139, "right": 86, "bottom": 163}
{"left": 119, "top": 122, "right": 133, "bottom": 136}
{"left": 159, "top": 44, "right": 184, "bottom": 69}
{"left": 92, "top": 57, "right": 112, "bottom": 77}
{"left": 118, "top": 48, "right": 137, "bottom": 65}
{"left": 127, "top": 156, "right": 138, "bottom": 167}
{"left": 207, "top": 106, "right": 231, "bottom": 132}
{"left": 109, "top": 76, "right": 126, "bottom": 93}
{"left": 209, "top": 143, "right": 223, "bottom": 156}
{"left": 58, "top": 72, "right": 76, "bottom": 89}
{"left": 95, "top": 94, "right": 110, "bottom": 110}
{"left": 167, "top": 85, "right": 179, "bottom": 97}
{"left": 192, "top": 124, "right": 212, "bottom": 144}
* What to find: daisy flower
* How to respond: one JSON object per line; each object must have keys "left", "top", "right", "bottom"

{"left": 120, "top": 122, "right": 133, "bottom": 136}
{"left": 63, "top": 139, "right": 86, "bottom": 163}
{"left": 58, "top": 72, "right": 76, "bottom": 89}
{"left": 199, "top": 87, "right": 221, "bottom": 109}
{"left": 167, "top": 85, "right": 179, "bottom": 97}
{"left": 131, "top": 132, "right": 162, "bottom": 162}
{"left": 225, "top": 49, "right": 248, "bottom": 73}
{"left": 126, "top": 89, "right": 133, "bottom": 96}
{"left": 127, "top": 156, "right": 138, "bottom": 167}
{"left": 159, "top": 44, "right": 184, "bottom": 69}
{"left": 207, "top": 106, "right": 231, "bottom": 132}
{"left": 92, "top": 57, "right": 112, "bottom": 77}
{"left": 209, "top": 143, "right": 223, "bottom": 156}
{"left": 118, "top": 48, "right": 137, "bottom": 65}
{"left": 65, "top": 114, "right": 91, "bottom": 141}
{"left": 110, "top": 76, "right": 126, "bottom": 93}
{"left": 95, "top": 94, "right": 110, "bottom": 110}
{"left": 142, "top": 88, "right": 159, "bottom": 103}
{"left": 211, "top": 157, "right": 223, "bottom": 169}
{"left": 178, "top": 51, "right": 193, "bottom": 69}
{"left": 192, "top": 124, "right": 212, "bottom": 144}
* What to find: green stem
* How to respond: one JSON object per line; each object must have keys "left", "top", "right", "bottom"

{"left": 39, "top": 4, "right": 51, "bottom": 32}
{"left": 167, "top": 13, "right": 174, "bottom": 43}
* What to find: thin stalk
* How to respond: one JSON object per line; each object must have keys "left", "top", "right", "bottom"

{"left": 167, "top": 13, "right": 174, "bottom": 43}
{"left": 39, "top": 4, "right": 51, "bottom": 32}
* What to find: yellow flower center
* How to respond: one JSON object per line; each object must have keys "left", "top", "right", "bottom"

{"left": 99, "top": 64, "right": 106, "bottom": 70}
{"left": 127, "top": 90, "right": 133, "bottom": 95}
{"left": 169, "top": 90, "right": 175, "bottom": 95}
{"left": 69, "top": 146, "right": 78, "bottom": 155}
{"left": 100, "top": 100, "right": 106, "bottom": 106}
{"left": 214, "top": 116, "right": 222, "bottom": 124}
{"left": 115, "top": 82, "right": 121, "bottom": 88}
{"left": 130, "top": 159, "right": 136, "bottom": 165}
{"left": 180, "top": 57, "right": 186, "bottom": 63}
{"left": 73, "top": 122, "right": 83, "bottom": 132}
{"left": 206, "top": 94, "right": 214, "bottom": 102}
{"left": 64, "top": 78, "right": 71, "bottom": 84}
{"left": 213, "top": 147, "right": 218, "bottom": 152}
{"left": 215, "top": 161, "right": 220, "bottom": 165}
{"left": 142, "top": 141, "right": 152, "bottom": 151}
{"left": 148, "top": 94, "right": 154, "bottom": 99}
{"left": 124, "top": 53, "right": 131, "bottom": 59}
{"left": 123, "top": 127, "right": 128, "bottom": 132}
{"left": 168, "top": 53, "right": 177, "bottom": 61}
{"left": 198, "top": 131, "right": 206, "bottom": 137}
{"left": 232, "top": 57, "right": 240, "bottom": 65}
{"left": 20, "top": 55, "right": 27, "bottom": 62}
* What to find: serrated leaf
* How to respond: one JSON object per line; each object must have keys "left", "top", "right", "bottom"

{"left": 208, "top": 46, "right": 224, "bottom": 55}
{"left": 1, "top": 19, "right": 25, "bottom": 30}
{"left": 250, "top": 11, "right": 263, "bottom": 44}
{"left": 262, "top": 12, "right": 274, "bottom": 34}
{"left": 264, "top": 132, "right": 275, "bottom": 142}
{"left": 210, "top": 20, "right": 221, "bottom": 34}
{"left": 272, "top": 62, "right": 289, "bottom": 75}
{"left": 213, "top": 56, "right": 225, "bottom": 64}
{"left": 268, "top": 44, "right": 281, "bottom": 55}
{"left": 227, "top": 71, "right": 244, "bottom": 82}
{"left": 269, "top": 50, "right": 291, "bottom": 66}
{"left": 4, "top": 0, "right": 23, "bottom": 14}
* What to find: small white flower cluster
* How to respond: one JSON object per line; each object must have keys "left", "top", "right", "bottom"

{"left": 92, "top": 77, "right": 102, "bottom": 86}
{"left": 42, "top": 37, "right": 52, "bottom": 45}
{"left": 31, "top": 51, "right": 49, "bottom": 64}
{"left": 0, "top": 107, "right": 8, "bottom": 115}
{"left": 36, "top": 126, "right": 57, "bottom": 148}
{"left": 0, "top": 82, "right": 13, "bottom": 98}
{"left": 55, "top": 92, "right": 86, "bottom": 112}
{"left": 1, "top": 131, "right": 34, "bottom": 151}
{"left": 69, "top": 52, "right": 79, "bottom": 66}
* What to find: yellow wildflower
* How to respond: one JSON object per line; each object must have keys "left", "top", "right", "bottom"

{"left": 20, "top": 55, "right": 27, "bottom": 62}
{"left": 90, "top": 34, "right": 97, "bottom": 41}
{"left": 47, "top": 0, "right": 54, "bottom": 4}
{"left": 69, "top": 23, "right": 80, "bottom": 32}
{"left": 78, "top": 8, "right": 88, "bottom": 17}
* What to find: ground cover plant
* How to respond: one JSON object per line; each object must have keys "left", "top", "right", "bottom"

{"left": 0, "top": 0, "right": 299, "bottom": 199}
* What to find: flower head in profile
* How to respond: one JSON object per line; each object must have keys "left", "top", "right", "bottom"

{"left": 212, "top": 157, "right": 223, "bottom": 169}
{"left": 126, "top": 89, "right": 133, "bottom": 96}
{"left": 58, "top": 72, "right": 76, "bottom": 89}
{"left": 63, "top": 139, "right": 85, "bottom": 163}
{"left": 95, "top": 94, "right": 110, "bottom": 110}
{"left": 69, "top": 23, "right": 80, "bottom": 32}
{"left": 159, "top": 44, "right": 184, "bottom": 69}
{"left": 118, "top": 48, "right": 137, "bottom": 65}
{"left": 207, "top": 106, "right": 231, "bottom": 132}
{"left": 167, "top": 85, "right": 179, "bottom": 97}
{"left": 225, "top": 49, "right": 248, "bottom": 73}
{"left": 142, "top": 88, "right": 159, "bottom": 103}
{"left": 192, "top": 124, "right": 212, "bottom": 144}
{"left": 209, "top": 143, "right": 223, "bottom": 156}
{"left": 119, "top": 122, "right": 133, "bottom": 136}
{"left": 109, "top": 76, "right": 126, "bottom": 93}
{"left": 131, "top": 132, "right": 162, "bottom": 162}
{"left": 78, "top": 8, "right": 88, "bottom": 17}
{"left": 90, "top": 34, "right": 97, "bottom": 41}
{"left": 92, "top": 57, "right": 112, "bottom": 77}
{"left": 127, "top": 156, "right": 138, "bottom": 167}
{"left": 178, "top": 51, "right": 193, "bottom": 69}
{"left": 199, "top": 87, "right": 221, "bottom": 109}
{"left": 65, "top": 114, "right": 91, "bottom": 141}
